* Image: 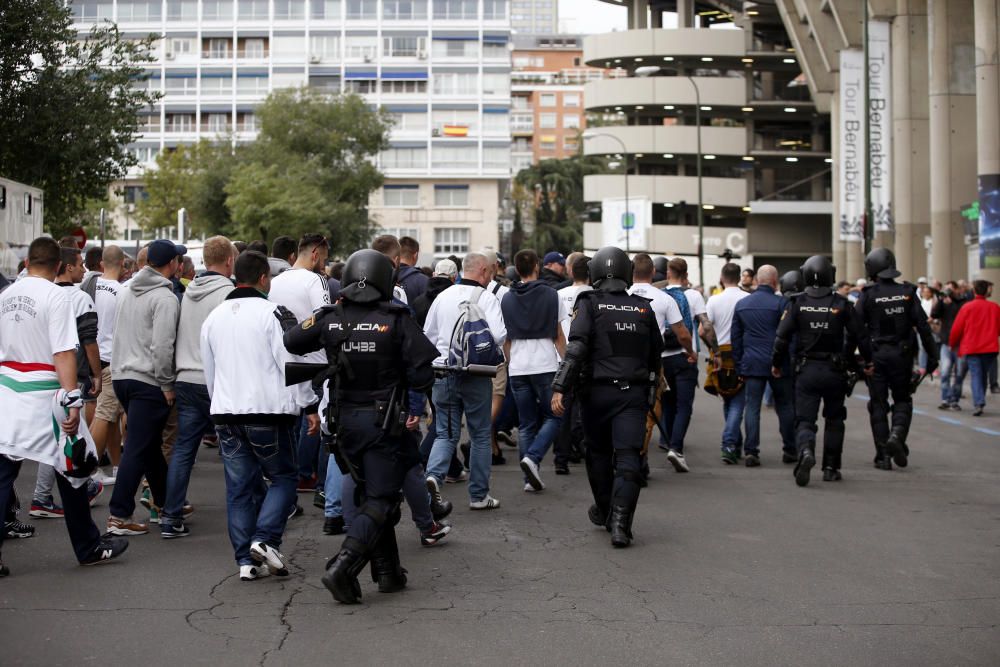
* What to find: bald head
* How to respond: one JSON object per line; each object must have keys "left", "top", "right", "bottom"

{"left": 756, "top": 264, "right": 778, "bottom": 289}
{"left": 102, "top": 245, "right": 125, "bottom": 269}
{"left": 136, "top": 246, "right": 149, "bottom": 269}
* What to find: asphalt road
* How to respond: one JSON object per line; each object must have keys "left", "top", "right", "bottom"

{"left": 1, "top": 379, "right": 999, "bottom": 666}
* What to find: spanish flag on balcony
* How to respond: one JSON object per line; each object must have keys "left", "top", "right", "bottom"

{"left": 443, "top": 124, "right": 469, "bottom": 137}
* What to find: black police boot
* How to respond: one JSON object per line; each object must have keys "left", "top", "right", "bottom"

{"left": 321, "top": 548, "right": 366, "bottom": 604}
{"left": 430, "top": 494, "right": 452, "bottom": 521}
{"left": 886, "top": 430, "right": 908, "bottom": 468}
{"left": 873, "top": 444, "right": 893, "bottom": 470}
{"left": 608, "top": 505, "right": 633, "bottom": 548}
{"left": 588, "top": 503, "right": 609, "bottom": 529}
{"left": 370, "top": 531, "right": 407, "bottom": 594}
{"left": 323, "top": 515, "right": 345, "bottom": 535}
{"left": 822, "top": 467, "right": 842, "bottom": 482}
{"left": 794, "top": 446, "right": 815, "bottom": 487}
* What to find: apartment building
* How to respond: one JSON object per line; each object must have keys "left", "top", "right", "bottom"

{"left": 510, "top": 0, "right": 556, "bottom": 34}
{"left": 70, "top": 0, "right": 512, "bottom": 263}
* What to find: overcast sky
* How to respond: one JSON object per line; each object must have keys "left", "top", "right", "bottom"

{"left": 557, "top": 1, "right": 688, "bottom": 33}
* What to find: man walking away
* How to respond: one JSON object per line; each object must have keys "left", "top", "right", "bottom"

{"left": 949, "top": 280, "right": 1000, "bottom": 416}
{"left": 89, "top": 246, "right": 126, "bottom": 484}
{"left": 106, "top": 240, "right": 184, "bottom": 535}
{"left": 554, "top": 255, "right": 592, "bottom": 471}
{"left": 932, "top": 281, "right": 970, "bottom": 410}
{"left": 161, "top": 236, "right": 236, "bottom": 538}
{"left": 397, "top": 236, "right": 429, "bottom": 305}
{"left": 731, "top": 265, "right": 796, "bottom": 467}
{"left": 0, "top": 238, "right": 127, "bottom": 575}
{"left": 706, "top": 263, "right": 750, "bottom": 464}
{"left": 414, "top": 260, "right": 457, "bottom": 328}
{"left": 268, "top": 236, "right": 297, "bottom": 277}
{"left": 424, "top": 252, "right": 507, "bottom": 510}
{"left": 502, "top": 250, "right": 565, "bottom": 491}
{"left": 201, "top": 251, "right": 317, "bottom": 580}
{"left": 539, "top": 252, "right": 570, "bottom": 290}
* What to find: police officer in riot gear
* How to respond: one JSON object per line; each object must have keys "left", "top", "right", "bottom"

{"left": 856, "top": 248, "right": 938, "bottom": 470}
{"left": 284, "top": 249, "right": 439, "bottom": 604}
{"left": 551, "top": 246, "right": 665, "bottom": 547}
{"left": 772, "top": 255, "right": 873, "bottom": 486}
{"left": 780, "top": 270, "right": 805, "bottom": 300}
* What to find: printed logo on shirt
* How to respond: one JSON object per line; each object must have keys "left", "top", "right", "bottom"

{"left": 1, "top": 295, "right": 38, "bottom": 319}
{"left": 302, "top": 316, "right": 315, "bottom": 330}
{"left": 328, "top": 322, "right": 390, "bottom": 333}
{"left": 874, "top": 295, "right": 910, "bottom": 304}
{"left": 597, "top": 304, "right": 647, "bottom": 314}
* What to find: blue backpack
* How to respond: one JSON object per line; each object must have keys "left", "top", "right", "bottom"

{"left": 448, "top": 287, "right": 504, "bottom": 368}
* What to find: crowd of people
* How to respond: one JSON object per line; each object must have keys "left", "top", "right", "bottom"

{"left": 1, "top": 232, "right": 998, "bottom": 602}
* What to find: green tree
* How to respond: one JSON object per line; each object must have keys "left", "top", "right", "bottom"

{"left": 515, "top": 155, "right": 608, "bottom": 254}
{"left": 0, "top": 0, "right": 159, "bottom": 237}
{"left": 226, "top": 89, "right": 392, "bottom": 253}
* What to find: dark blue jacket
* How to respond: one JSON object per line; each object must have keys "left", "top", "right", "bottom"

{"left": 732, "top": 285, "right": 790, "bottom": 377}
{"left": 397, "top": 264, "right": 428, "bottom": 305}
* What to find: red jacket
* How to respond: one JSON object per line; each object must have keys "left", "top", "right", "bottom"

{"left": 949, "top": 295, "right": 1000, "bottom": 356}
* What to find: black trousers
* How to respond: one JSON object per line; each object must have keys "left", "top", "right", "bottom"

{"left": 580, "top": 385, "right": 647, "bottom": 515}
{"left": 0, "top": 457, "right": 101, "bottom": 562}
{"left": 110, "top": 379, "right": 170, "bottom": 519}
{"left": 794, "top": 361, "right": 847, "bottom": 470}
{"left": 867, "top": 346, "right": 913, "bottom": 448}
{"left": 553, "top": 387, "right": 584, "bottom": 466}
{"left": 337, "top": 407, "right": 412, "bottom": 556}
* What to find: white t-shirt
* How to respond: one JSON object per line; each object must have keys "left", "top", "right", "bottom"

{"left": 706, "top": 286, "right": 750, "bottom": 346}
{"left": 94, "top": 277, "right": 120, "bottom": 363}
{"left": 685, "top": 288, "right": 707, "bottom": 318}
{"left": 557, "top": 284, "right": 592, "bottom": 341}
{"left": 508, "top": 338, "right": 560, "bottom": 377}
{"left": 630, "top": 282, "right": 683, "bottom": 359}
{"left": 0, "top": 276, "right": 78, "bottom": 368}
{"left": 269, "top": 268, "right": 331, "bottom": 364}
{"left": 488, "top": 279, "right": 510, "bottom": 302}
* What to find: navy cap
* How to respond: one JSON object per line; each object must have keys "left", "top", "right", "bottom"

{"left": 147, "top": 239, "right": 187, "bottom": 267}
{"left": 543, "top": 251, "right": 566, "bottom": 266}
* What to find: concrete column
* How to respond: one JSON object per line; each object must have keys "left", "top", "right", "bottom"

{"left": 928, "top": 0, "right": 978, "bottom": 283}
{"left": 629, "top": 0, "right": 649, "bottom": 29}
{"left": 677, "top": 0, "right": 694, "bottom": 28}
{"left": 891, "top": 0, "right": 931, "bottom": 279}
{"left": 831, "top": 89, "right": 848, "bottom": 271}
{"left": 974, "top": 0, "right": 1000, "bottom": 293}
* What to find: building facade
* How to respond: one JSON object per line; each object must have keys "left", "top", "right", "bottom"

{"left": 70, "top": 0, "right": 512, "bottom": 264}
{"left": 580, "top": 0, "right": 832, "bottom": 287}
{"left": 510, "top": 0, "right": 556, "bottom": 34}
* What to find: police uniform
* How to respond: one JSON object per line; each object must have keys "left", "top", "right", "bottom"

{"left": 772, "top": 256, "right": 872, "bottom": 486}
{"left": 856, "top": 248, "right": 937, "bottom": 469}
{"left": 284, "top": 249, "right": 438, "bottom": 604}
{"left": 552, "top": 247, "right": 663, "bottom": 548}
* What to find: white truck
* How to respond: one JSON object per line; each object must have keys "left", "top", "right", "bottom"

{"left": 0, "top": 177, "right": 44, "bottom": 278}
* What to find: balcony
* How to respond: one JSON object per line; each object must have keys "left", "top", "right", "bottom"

{"left": 584, "top": 76, "right": 746, "bottom": 112}
{"left": 202, "top": 50, "right": 234, "bottom": 62}
{"left": 583, "top": 126, "right": 748, "bottom": 158}
{"left": 583, "top": 28, "right": 746, "bottom": 67}
{"left": 584, "top": 174, "right": 748, "bottom": 208}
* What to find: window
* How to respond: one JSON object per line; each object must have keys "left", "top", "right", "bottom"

{"left": 482, "top": 72, "right": 509, "bottom": 95}
{"left": 344, "top": 79, "right": 377, "bottom": 94}
{"left": 432, "top": 145, "right": 477, "bottom": 169}
{"left": 204, "top": 113, "right": 231, "bottom": 132}
{"left": 311, "top": 0, "right": 341, "bottom": 18}
{"left": 389, "top": 111, "right": 428, "bottom": 132}
{"left": 539, "top": 93, "right": 556, "bottom": 107}
{"left": 434, "top": 185, "right": 469, "bottom": 207}
{"left": 165, "top": 113, "right": 196, "bottom": 132}
{"left": 563, "top": 92, "right": 580, "bottom": 107}
{"left": 383, "top": 0, "right": 427, "bottom": 19}
{"left": 380, "top": 227, "right": 419, "bottom": 241}
{"left": 433, "top": 0, "right": 478, "bottom": 20}
{"left": 126, "top": 145, "right": 160, "bottom": 164}
{"left": 539, "top": 113, "right": 557, "bottom": 129}
{"left": 513, "top": 56, "right": 530, "bottom": 67}
{"left": 381, "top": 79, "right": 427, "bottom": 94}
{"left": 512, "top": 154, "right": 532, "bottom": 173}
{"left": 432, "top": 109, "right": 477, "bottom": 135}
{"left": 202, "top": 0, "right": 232, "bottom": 20}
{"left": 274, "top": 0, "right": 305, "bottom": 19}
{"left": 238, "top": 0, "right": 269, "bottom": 19}
{"left": 563, "top": 114, "right": 580, "bottom": 129}
{"left": 167, "top": 38, "right": 193, "bottom": 56}
{"left": 483, "top": 146, "right": 510, "bottom": 169}
{"left": 73, "top": 1, "right": 113, "bottom": 20}
{"left": 383, "top": 35, "right": 426, "bottom": 58}
{"left": 137, "top": 114, "right": 160, "bottom": 132}
{"left": 346, "top": 0, "right": 377, "bottom": 19}
{"left": 482, "top": 112, "right": 509, "bottom": 134}
{"left": 238, "top": 113, "right": 258, "bottom": 131}
{"left": 166, "top": 0, "right": 198, "bottom": 20}
{"left": 539, "top": 136, "right": 556, "bottom": 151}
{"left": 383, "top": 186, "right": 420, "bottom": 207}
{"left": 484, "top": 0, "right": 507, "bottom": 19}
{"left": 118, "top": 1, "right": 162, "bottom": 21}
{"left": 123, "top": 185, "right": 149, "bottom": 204}
{"left": 434, "top": 228, "right": 470, "bottom": 255}
{"left": 483, "top": 42, "right": 507, "bottom": 59}
{"left": 237, "top": 76, "right": 269, "bottom": 94}
{"left": 563, "top": 137, "right": 579, "bottom": 152}
{"left": 164, "top": 76, "right": 197, "bottom": 95}
{"left": 382, "top": 147, "right": 428, "bottom": 169}
{"left": 345, "top": 35, "right": 378, "bottom": 59}
{"left": 310, "top": 35, "right": 340, "bottom": 60}
{"left": 206, "top": 38, "right": 231, "bottom": 58}
{"left": 433, "top": 72, "right": 477, "bottom": 95}
{"left": 242, "top": 38, "right": 266, "bottom": 58}
{"left": 200, "top": 75, "right": 233, "bottom": 94}
{"left": 432, "top": 39, "right": 479, "bottom": 59}
{"left": 308, "top": 75, "right": 341, "bottom": 93}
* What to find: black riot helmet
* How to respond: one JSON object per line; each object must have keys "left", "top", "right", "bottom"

{"left": 340, "top": 249, "right": 394, "bottom": 303}
{"left": 653, "top": 256, "right": 668, "bottom": 276}
{"left": 800, "top": 255, "right": 836, "bottom": 288}
{"left": 864, "top": 247, "right": 901, "bottom": 280}
{"left": 779, "top": 270, "right": 804, "bottom": 296}
{"left": 589, "top": 246, "right": 632, "bottom": 291}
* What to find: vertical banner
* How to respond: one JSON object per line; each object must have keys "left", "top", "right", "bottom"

{"left": 980, "top": 174, "right": 1000, "bottom": 269}
{"left": 838, "top": 49, "right": 865, "bottom": 242}
{"left": 868, "top": 20, "right": 893, "bottom": 232}
{"left": 601, "top": 197, "right": 651, "bottom": 252}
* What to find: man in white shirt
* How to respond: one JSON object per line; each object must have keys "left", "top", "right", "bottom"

{"left": 501, "top": 250, "right": 565, "bottom": 491}
{"left": 553, "top": 253, "right": 592, "bottom": 471}
{"left": 268, "top": 233, "right": 330, "bottom": 499}
{"left": 706, "top": 263, "right": 751, "bottom": 463}
{"left": 89, "top": 246, "right": 125, "bottom": 483}
{"left": 557, "top": 253, "right": 592, "bottom": 341}
{"left": 423, "top": 252, "right": 507, "bottom": 510}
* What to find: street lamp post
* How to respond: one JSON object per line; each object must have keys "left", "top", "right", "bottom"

{"left": 584, "top": 132, "right": 630, "bottom": 254}
{"left": 685, "top": 76, "right": 705, "bottom": 288}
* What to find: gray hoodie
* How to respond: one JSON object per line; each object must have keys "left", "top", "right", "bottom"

{"left": 175, "top": 273, "right": 235, "bottom": 384}
{"left": 268, "top": 257, "right": 292, "bottom": 277}
{"left": 112, "top": 266, "right": 181, "bottom": 391}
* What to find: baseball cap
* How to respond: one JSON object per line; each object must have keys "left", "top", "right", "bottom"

{"left": 479, "top": 249, "right": 498, "bottom": 267}
{"left": 147, "top": 239, "right": 187, "bottom": 267}
{"left": 917, "top": 276, "right": 928, "bottom": 284}
{"left": 433, "top": 259, "right": 458, "bottom": 278}
{"left": 543, "top": 251, "right": 566, "bottom": 266}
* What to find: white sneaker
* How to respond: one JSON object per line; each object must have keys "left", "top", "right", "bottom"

{"left": 523, "top": 483, "right": 540, "bottom": 493}
{"left": 469, "top": 495, "right": 501, "bottom": 510}
{"left": 520, "top": 457, "right": 544, "bottom": 491}
{"left": 250, "top": 541, "right": 288, "bottom": 576}
{"left": 666, "top": 449, "right": 690, "bottom": 473}
{"left": 240, "top": 563, "right": 271, "bottom": 581}
{"left": 425, "top": 475, "right": 441, "bottom": 494}
{"left": 92, "top": 467, "right": 116, "bottom": 486}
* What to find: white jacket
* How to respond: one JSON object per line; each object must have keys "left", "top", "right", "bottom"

{"left": 423, "top": 280, "right": 507, "bottom": 365}
{"left": 200, "top": 290, "right": 315, "bottom": 420}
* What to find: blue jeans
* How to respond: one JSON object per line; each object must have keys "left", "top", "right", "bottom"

{"left": 217, "top": 421, "right": 298, "bottom": 566}
{"left": 660, "top": 353, "right": 699, "bottom": 452}
{"left": 296, "top": 415, "right": 324, "bottom": 484}
{"left": 743, "top": 376, "right": 795, "bottom": 456}
{"left": 940, "top": 344, "right": 967, "bottom": 404}
{"left": 427, "top": 375, "right": 493, "bottom": 502}
{"left": 965, "top": 353, "right": 996, "bottom": 409}
{"left": 721, "top": 388, "right": 746, "bottom": 452}
{"left": 162, "top": 381, "right": 211, "bottom": 525}
{"left": 510, "top": 372, "right": 562, "bottom": 471}
{"left": 322, "top": 453, "right": 343, "bottom": 518}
